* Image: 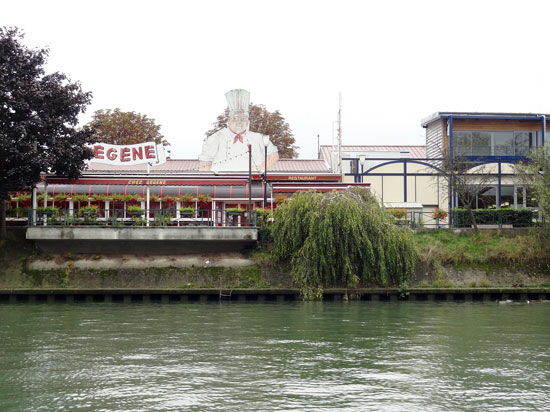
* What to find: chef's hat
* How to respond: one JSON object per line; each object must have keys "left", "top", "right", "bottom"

{"left": 225, "top": 89, "right": 250, "bottom": 115}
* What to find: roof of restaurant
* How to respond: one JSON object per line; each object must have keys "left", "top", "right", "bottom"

{"left": 84, "top": 158, "right": 332, "bottom": 174}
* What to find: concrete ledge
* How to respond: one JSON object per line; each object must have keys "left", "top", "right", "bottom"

{"left": 475, "top": 224, "right": 513, "bottom": 229}
{"left": 27, "top": 226, "right": 257, "bottom": 241}
{"left": 26, "top": 227, "right": 258, "bottom": 254}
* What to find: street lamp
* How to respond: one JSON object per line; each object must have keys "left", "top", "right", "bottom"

{"left": 358, "top": 155, "right": 366, "bottom": 183}
{"left": 263, "top": 135, "right": 270, "bottom": 208}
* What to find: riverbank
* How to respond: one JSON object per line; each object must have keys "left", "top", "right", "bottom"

{"left": 1, "top": 229, "right": 550, "bottom": 293}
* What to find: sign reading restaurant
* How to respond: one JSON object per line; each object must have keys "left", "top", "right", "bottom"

{"left": 89, "top": 142, "right": 167, "bottom": 166}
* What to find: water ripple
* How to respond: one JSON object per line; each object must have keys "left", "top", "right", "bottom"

{"left": 1, "top": 302, "right": 549, "bottom": 411}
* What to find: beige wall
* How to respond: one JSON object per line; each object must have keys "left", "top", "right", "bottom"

{"left": 348, "top": 157, "right": 525, "bottom": 213}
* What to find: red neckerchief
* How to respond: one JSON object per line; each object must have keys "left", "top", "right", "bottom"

{"left": 229, "top": 126, "right": 246, "bottom": 144}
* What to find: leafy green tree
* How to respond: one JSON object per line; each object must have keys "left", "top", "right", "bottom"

{"left": 516, "top": 149, "right": 550, "bottom": 227}
{"left": 0, "top": 27, "right": 93, "bottom": 236}
{"left": 206, "top": 104, "right": 298, "bottom": 158}
{"left": 272, "top": 188, "right": 416, "bottom": 299}
{"left": 86, "top": 108, "right": 167, "bottom": 146}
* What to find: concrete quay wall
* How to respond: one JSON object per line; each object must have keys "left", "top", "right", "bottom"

{"left": 2, "top": 288, "right": 549, "bottom": 304}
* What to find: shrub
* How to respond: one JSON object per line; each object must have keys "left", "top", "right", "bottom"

{"left": 451, "top": 208, "right": 535, "bottom": 227}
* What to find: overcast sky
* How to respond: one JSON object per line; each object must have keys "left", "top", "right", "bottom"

{"left": 4, "top": 0, "right": 550, "bottom": 159}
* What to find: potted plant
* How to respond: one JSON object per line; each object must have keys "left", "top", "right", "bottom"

{"left": 127, "top": 204, "right": 144, "bottom": 217}
{"left": 226, "top": 207, "right": 245, "bottom": 216}
{"left": 78, "top": 205, "right": 99, "bottom": 218}
{"left": 389, "top": 208, "right": 408, "bottom": 220}
{"left": 37, "top": 206, "right": 59, "bottom": 216}
{"left": 179, "top": 206, "right": 195, "bottom": 216}
{"left": 178, "top": 194, "right": 194, "bottom": 203}
{"left": 53, "top": 193, "right": 68, "bottom": 203}
{"left": 432, "top": 208, "right": 448, "bottom": 221}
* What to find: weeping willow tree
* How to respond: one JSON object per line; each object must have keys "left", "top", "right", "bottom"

{"left": 272, "top": 189, "right": 416, "bottom": 299}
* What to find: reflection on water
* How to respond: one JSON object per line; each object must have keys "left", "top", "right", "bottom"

{"left": 1, "top": 302, "right": 549, "bottom": 411}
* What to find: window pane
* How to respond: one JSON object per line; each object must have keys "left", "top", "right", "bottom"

{"left": 478, "top": 186, "right": 496, "bottom": 209}
{"left": 471, "top": 132, "right": 491, "bottom": 156}
{"left": 453, "top": 131, "right": 471, "bottom": 156}
{"left": 500, "top": 185, "right": 514, "bottom": 208}
{"left": 514, "top": 132, "right": 530, "bottom": 156}
{"left": 493, "top": 131, "right": 514, "bottom": 156}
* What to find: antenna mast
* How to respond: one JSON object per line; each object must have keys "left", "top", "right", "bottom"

{"left": 337, "top": 92, "right": 342, "bottom": 175}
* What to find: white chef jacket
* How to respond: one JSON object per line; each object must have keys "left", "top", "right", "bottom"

{"left": 199, "top": 128, "right": 278, "bottom": 172}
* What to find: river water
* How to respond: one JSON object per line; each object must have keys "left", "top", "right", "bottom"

{"left": 1, "top": 301, "right": 549, "bottom": 411}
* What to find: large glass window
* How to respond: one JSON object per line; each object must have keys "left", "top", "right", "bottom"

{"left": 452, "top": 130, "right": 532, "bottom": 157}
{"left": 457, "top": 185, "right": 535, "bottom": 209}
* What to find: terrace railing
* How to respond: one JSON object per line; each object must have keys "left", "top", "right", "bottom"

{"left": 23, "top": 208, "right": 258, "bottom": 227}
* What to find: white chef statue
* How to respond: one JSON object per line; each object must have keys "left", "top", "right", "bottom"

{"left": 199, "top": 89, "right": 279, "bottom": 172}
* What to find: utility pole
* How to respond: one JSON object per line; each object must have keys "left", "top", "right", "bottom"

{"left": 248, "top": 144, "right": 252, "bottom": 223}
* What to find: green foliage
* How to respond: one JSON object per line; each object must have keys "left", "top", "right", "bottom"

{"left": 85, "top": 108, "right": 168, "bottom": 146}
{"left": 226, "top": 207, "right": 245, "bottom": 213}
{"left": 451, "top": 208, "right": 535, "bottom": 228}
{"left": 414, "top": 230, "right": 550, "bottom": 273}
{"left": 9, "top": 192, "right": 31, "bottom": 202}
{"left": 127, "top": 205, "right": 143, "bottom": 212}
{"left": 516, "top": 150, "right": 550, "bottom": 237}
{"left": 0, "top": 27, "right": 93, "bottom": 198}
{"left": 272, "top": 189, "right": 416, "bottom": 298}
{"left": 77, "top": 205, "right": 99, "bottom": 217}
{"left": 37, "top": 206, "right": 59, "bottom": 214}
{"left": 516, "top": 150, "right": 550, "bottom": 217}
{"left": 71, "top": 194, "right": 89, "bottom": 203}
{"left": 255, "top": 209, "right": 273, "bottom": 246}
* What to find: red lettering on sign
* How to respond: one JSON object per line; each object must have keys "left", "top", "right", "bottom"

{"left": 132, "top": 147, "right": 143, "bottom": 160}
{"left": 120, "top": 148, "right": 130, "bottom": 162}
{"left": 145, "top": 145, "right": 155, "bottom": 159}
{"left": 94, "top": 145, "right": 104, "bottom": 159}
{"left": 106, "top": 148, "right": 117, "bottom": 161}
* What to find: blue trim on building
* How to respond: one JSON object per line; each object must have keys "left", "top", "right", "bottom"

{"left": 542, "top": 117, "right": 546, "bottom": 146}
{"left": 403, "top": 160, "right": 407, "bottom": 202}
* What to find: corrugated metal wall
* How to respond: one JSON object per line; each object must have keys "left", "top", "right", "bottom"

{"left": 426, "top": 120, "right": 443, "bottom": 159}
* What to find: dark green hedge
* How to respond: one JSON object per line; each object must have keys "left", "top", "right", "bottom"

{"left": 451, "top": 208, "right": 535, "bottom": 228}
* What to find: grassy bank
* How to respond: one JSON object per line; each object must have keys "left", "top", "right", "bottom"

{"left": 1, "top": 229, "right": 550, "bottom": 290}
{"left": 413, "top": 230, "right": 550, "bottom": 288}
{"left": 414, "top": 230, "right": 550, "bottom": 268}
